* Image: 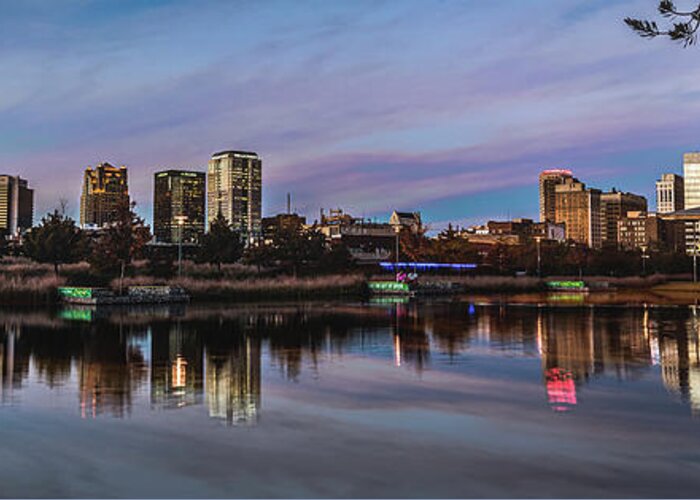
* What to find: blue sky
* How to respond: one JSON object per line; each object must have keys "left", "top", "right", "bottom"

{"left": 2, "top": 0, "right": 700, "bottom": 229}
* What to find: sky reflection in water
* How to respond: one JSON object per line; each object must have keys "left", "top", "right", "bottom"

{"left": 1, "top": 300, "right": 700, "bottom": 498}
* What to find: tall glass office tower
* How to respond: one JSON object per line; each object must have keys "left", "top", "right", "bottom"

{"left": 207, "top": 150, "right": 262, "bottom": 243}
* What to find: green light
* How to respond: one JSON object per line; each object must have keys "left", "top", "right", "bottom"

{"left": 369, "top": 281, "right": 410, "bottom": 292}
{"left": 546, "top": 281, "right": 585, "bottom": 289}
{"left": 57, "top": 287, "right": 93, "bottom": 298}
{"left": 59, "top": 308, "right": 94, "bottom": 321}
{"left": 547, "top": 293, "right": 586, "bottom": 303}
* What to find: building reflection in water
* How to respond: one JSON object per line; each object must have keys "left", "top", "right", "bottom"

{"left": 151, "top": 322, "right": 203, "bottom": 410}
{"left": 0, "top": 324, "right": 17, "bottom": 403}
{"left": 5, "top": 303, "right": 700, "bottom": 420}
{"left": 205, "top": 335, "right": 261, "bottom": 425}
{"left": 544, "top": 367, "right": 577, "bottom": 412}
{"left": 654, "top": 307, "right": 700, "bottom": 414}
{"left": 538, "top": 309, "right": 593, "bottom": 413}
{"left": 536, "top": 306, "right": 658, "bottom": 413}
{"left": 390, "top": 302, "right": 430, "bottom": 372}
{"left": 79, "top": 323, "right": 150, "bottom": 419}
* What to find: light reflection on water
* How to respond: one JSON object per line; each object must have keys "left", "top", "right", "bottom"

{"left": 2, "top": 300, "right": 700, "bottom": 497}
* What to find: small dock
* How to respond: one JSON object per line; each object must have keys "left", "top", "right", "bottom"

{"left": 58, "top": 285, "right": 189, "bottom": 305}
{"left": 368, "top": 281, "right": 414, "bottom": 296}
{"left": 545, "top": 280, "right": 589, "bottom": 292}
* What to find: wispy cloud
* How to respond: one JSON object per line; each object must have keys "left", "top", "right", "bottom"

{"left": 1, "top": 0, "right": 698, "bottom": 223}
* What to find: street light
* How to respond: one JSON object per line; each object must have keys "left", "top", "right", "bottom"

{"left": 695, "top": 242, "right": 700, "bottom": 284}
{"left": 174, "top": 215, "right": 188, "bottom": 277}
{"left": 535, "top": 236, "right": 542, "bottom": 277}
{"left": 640, "top": 245, "right": 649, "bottom": 276}
{"left": 694, "top": 222, "right": 699, "bottom": 284}
{"left": 394, "top": 226, "right": 400, "bottom": 272}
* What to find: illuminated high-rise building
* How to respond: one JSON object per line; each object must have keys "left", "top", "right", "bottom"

{"left": 554, "top": 177, "right": 602, "bottom": 248}
{"left": 79, "top": 163, "right": 129, "bottom": 228}
{"left": 539, "top": 169, "right": 573, "bottom": 223}
{"left": 207, "top": 151, "right": 262, "bottom": 242}
{"left": 656, "top": 173, "right": 684, "bottom": 214}
{"left": 0, "top": 175, "right": 33, "bottom": 236}
{"left": 684, "top": 153, "right": 700, "bottom": 210}
{"left": 153, "top": 170, "right": 206, "bottom": 244}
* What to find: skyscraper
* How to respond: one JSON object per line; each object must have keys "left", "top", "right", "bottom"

{"left": 656, "top": 173, "right": 684, "bottom": 213}
{"left": 79, "top": 163, "right": 129, "bottom": 228}
{"left": 153, "top": 170, "right": 206, "bottom": 244}
{"left": 600, "top": 190, "right": 647, "bottom": 247}
{"left": 0, "top": 175, "right": 33, "bottom": 236}
{"left": 539, "top": 169, "right": 573, "bottom": 222}
{"left": 554, "top": 177, "right": 602, "bottom": 248}
{"left": 207, "top": 151, "right": 262, "bottom": 242}
{"left": 684, "top": 153, "right": 700, "bottom": 210}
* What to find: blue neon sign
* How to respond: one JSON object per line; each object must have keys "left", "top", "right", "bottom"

{"left": 379, "top": 262, "right": 477, "bottom": 271}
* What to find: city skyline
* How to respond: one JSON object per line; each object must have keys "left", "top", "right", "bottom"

{"left": 9, "top": 149, "right": 685, "bottom": 230}
{"left": 4, "top": 1, "right": 700, "bottom": 229}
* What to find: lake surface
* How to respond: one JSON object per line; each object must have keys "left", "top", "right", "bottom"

{"left": 2, "top": 298, "right": 700, "bottom": 498}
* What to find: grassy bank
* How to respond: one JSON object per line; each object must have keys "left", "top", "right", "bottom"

{"left": 0, "top": 256, "right": 693, "bottom": 306}
{"left": 119, "top": 274, "right": 367, "bottom": 301}
{"left": 0, "top": 258, "right": 82, "bottom": 305}
{"left": 0, "top": 258, "right": 368, "bottom": 304}
{"left": 415, "top": 274, "right": 674, "bottom": 293}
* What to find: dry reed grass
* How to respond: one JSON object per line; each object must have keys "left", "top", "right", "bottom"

{"left": 172, "top": 274, "right": 366, "bottom": 299}
{"left": 110, "top": 273, "right": 366, "bottom": 300}
{"left": 0, "top": 273, "right": 65, "bottom": 304}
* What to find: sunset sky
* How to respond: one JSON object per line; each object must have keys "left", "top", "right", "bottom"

{"left": 2, "top": 0, "right": 700, "bottom": 229}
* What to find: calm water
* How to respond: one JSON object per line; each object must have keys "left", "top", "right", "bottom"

{"left": 2, "top": 299, "right": 700, "bottom": 498}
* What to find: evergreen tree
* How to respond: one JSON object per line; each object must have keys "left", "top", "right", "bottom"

{"left": 23, "top": 211, "right": 87, "bottom": 274}
{"left": 197, "top": 213, "right": 244, "bottom": 272}
{"left": 90, "top": 200, "right": 151, "bottom": 288}
{"left": 273, "top": 227, "right": 325, "bottom": 276}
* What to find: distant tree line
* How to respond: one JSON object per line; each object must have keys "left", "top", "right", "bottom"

{"left": 14, "top": 202, "right": 693, "bottom": 282}
{"left": 18, "top": 201, "right": 354, "bottom": 283}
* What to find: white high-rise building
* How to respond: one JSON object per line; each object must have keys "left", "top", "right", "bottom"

{"left": 656, "top": 173, "right": 684, "bottom": 214}
{"left": 207, "top": 150, "right": 262, "bottom": 242}
{"left": 684, "top": 153, "right": 700, "bottom": 209}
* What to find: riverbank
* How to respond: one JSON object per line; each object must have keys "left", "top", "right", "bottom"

{"left": 0, "top": 259, "right": 369, "bottom": 305}
{"left": 0, "top": 256, "right": 697, "bottom": 305}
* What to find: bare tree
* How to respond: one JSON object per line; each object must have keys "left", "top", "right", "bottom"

{"left": 625, "top": 1, "right": 700, "bottom": 46}
{"left": 57, "top": 198, "right": 69, "bottom": 216}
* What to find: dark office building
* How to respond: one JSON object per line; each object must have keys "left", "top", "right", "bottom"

{"left": 262, "top": 213, "right": 306, "bottom": 243}
{"left": 153, "top": 170, "right": 206, "bottom": 244}
{"left": 600, "top": 189, "right": 647, "bottom": 248}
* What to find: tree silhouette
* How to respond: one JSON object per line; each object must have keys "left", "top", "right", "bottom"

{"left": 90, "top": 200, "right": 151, "bottom": 288}
{"left": 625, "top": 1, "right": 700, "bottom": 46}
{"left": 197, "top": 213, "right": 244, "bottom": 272}
{"left": 24, "top": 211, "right": 87, "bottom": 274}
{"left": 272, "top": 227, "right": 325, "bottom": 276}
{"left": 244, "top": 226, "right": 329, "bottom": 275}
